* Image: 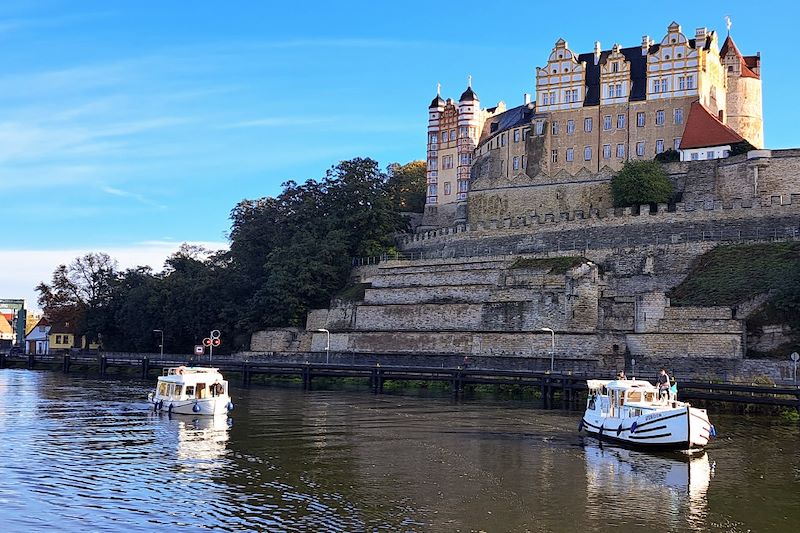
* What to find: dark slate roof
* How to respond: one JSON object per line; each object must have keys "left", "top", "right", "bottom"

{"left": 429, "top": 95, "right": 445, "bottom": 108}
{"left": 459, "top": 86, "right": 478, "bottom": 101}
{"left": 479, "top": 105, "right": 536, "bottom": 143}
{"left": 577, "top": 46, "right": 650, "bottom": 106}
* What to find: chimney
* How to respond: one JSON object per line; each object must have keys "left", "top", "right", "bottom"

{"left": 641, "top": 35, "right": 652, "bottom": 55}
{"left": 695, "top": 27, "right": 707, "bottom": 49}
{"left": 523, "top": 93, "right": 531, "bottom": 105}
{"left": 594, "top": 41, "right": 602, "bottom": 65}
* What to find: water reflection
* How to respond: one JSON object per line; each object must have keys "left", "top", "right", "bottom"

{"left": 583, "top": 440, "right": 711, "bottom": 530}
{"left": 154, "top": 414, "right": 232, "bottom": 465}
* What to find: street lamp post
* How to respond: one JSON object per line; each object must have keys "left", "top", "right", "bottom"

{"left": 540, "top": 327, "right": 555, "bottom": 372}
{"left": 313, "top": 329, "right": 330, "bottom": 364}
{"left": 153, "top": 329, "right": 164, "bottom": 361}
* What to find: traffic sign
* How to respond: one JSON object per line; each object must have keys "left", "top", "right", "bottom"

{"left": 194, "top": 345, "right": 204, "bottom": 356}
{"left": 203, "top": 338, "right": 212, "bottom": 346}
{"left": 791, "top": 352, "right": 799, "bottom": 362}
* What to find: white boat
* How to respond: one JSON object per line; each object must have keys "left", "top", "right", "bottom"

{"left": 148, "top": 366, "right": 234, "bottom": 416}
{"left": 579, "top": 379, "right": 714, "bottom": 450}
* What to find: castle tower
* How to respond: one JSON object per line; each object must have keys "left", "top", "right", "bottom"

{"left": 720, "top": 31, "right": 764, "bottom": 148}
{"left": 426, "top": 86, "right": 445, "bottom": 206}
{"left": 456, "top": 78, "right": 480, "bottom": 202}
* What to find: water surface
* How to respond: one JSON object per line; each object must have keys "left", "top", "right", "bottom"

{"left": 0, "top": 369, "right": 798, "bottom": 531}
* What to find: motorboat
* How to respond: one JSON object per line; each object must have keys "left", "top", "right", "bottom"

{"left": 579, "top": 379, "right": 714, "bottom": 450}
{"left": 148, "top": 366, "right": 234, "bottom": 416}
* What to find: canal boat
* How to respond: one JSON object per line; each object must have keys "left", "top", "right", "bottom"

{"left": 148, "top": 366, "right": 234, "bottom": 416}
{"left": 579, "top": 379, "right": 714, "bottom": 450}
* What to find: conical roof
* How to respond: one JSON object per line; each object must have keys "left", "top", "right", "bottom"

{"left": 429, "top": 94, "right": 445, "bottom": 108}
{"left": 459, "top": 86, "right": 478, "bottom": 102}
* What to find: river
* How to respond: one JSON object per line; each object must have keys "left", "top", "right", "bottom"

{"left": 0, "top": 369, "right": 798, "bottom": 532}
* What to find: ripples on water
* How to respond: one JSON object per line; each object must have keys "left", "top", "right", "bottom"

{"left": 0, "top": 369, "right": 798, "bottom": 532}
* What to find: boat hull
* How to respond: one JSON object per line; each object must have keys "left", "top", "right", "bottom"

{"left": 581, "top": 406, "right": 711, "bottom": 451}
{"left": 151, "top": 396, "right": 231, "bottom": 416}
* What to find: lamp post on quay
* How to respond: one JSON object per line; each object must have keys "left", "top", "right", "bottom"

{"left": 540, "top": 327, "right": 555, "bottom": 372}
{"left": 153, "top": 329, "right": 164, "bottom": 361}
{"left": 313, "top": 329, "right": 330, "bottom": 364}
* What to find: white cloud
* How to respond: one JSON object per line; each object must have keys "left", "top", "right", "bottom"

{"left": 0, "top": 240, "right": 228, "bottom": 312}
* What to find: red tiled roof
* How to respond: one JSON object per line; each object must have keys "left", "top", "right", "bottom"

{"left": 679, "top": 101, "right": 745, "bottom": 150}
{"left": 720, "top": 35, "right": 759, "bottom": 79}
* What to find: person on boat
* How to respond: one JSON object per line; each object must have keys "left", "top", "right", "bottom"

{"left": 616, "top": 370, "right": 626, "bottom": 380}
{"left": 657, "top": 368, "right": 671, "bottom": 400}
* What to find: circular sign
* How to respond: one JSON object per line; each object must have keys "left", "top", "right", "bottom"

{"left": 791, "top": 352, "right": 799, "bottom": 362}
{"left": 211, "top": 330, "right": 221, "bottom": 339}
{"left": 203, "top": 337, "right": 212, "bottom": 347}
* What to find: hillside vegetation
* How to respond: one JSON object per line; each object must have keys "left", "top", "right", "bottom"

{"left": 669, "top": 242, "right": 800, "bottom": 307}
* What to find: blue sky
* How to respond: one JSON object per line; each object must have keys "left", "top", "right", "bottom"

{"left": 2, "top": 0, "right": 798, "bottom": 307}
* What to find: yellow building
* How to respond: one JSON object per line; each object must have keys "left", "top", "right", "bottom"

{"left": 423, "top": 21, "right": 763, "bottom": 225}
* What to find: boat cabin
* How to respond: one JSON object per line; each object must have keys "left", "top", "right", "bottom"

{"left": 586, "top": 379, "right": 663, "bottom": 419}
{"left": 156, "top": 367, "right": 228, "bottom": 402}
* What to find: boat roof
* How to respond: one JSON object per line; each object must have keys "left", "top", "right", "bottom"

{"left": 587, "top": 379, "right": 655, "bottom": 391}
{"left": 159, "top": 366, "right": 226, "bottom": 381}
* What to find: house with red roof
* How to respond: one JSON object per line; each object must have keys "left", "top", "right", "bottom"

{"left": 678, "top": 101, "right": 751, "bottom": 162}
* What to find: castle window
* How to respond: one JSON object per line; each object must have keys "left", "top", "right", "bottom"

{"left": 535, "top": 122, "right": 544, "bottom": 135}
{"left": 513, "top": 156, "right": 520, "bottom": 170}
{"left": 459, "top": 126, "right": 468, "bottom": 138}
{"left": 458, "top": 180, "right": 468, "bottom": 192}
{"left": 655, "top": 110, "right": 665, "bottom": 126}
{"left": 443, "top": 182, "right": 451, "bottom": 195}
{"left": 678, "top": 77, "right": 685, "bottom": 90}
{"left": 549, "top": 91, "right": 556, "bottom": 104}
{"left": 616, "top": 144, "right": 625, "bottom": 158}
{"left": 430, "top": 133, "right": 438, "bottom": 144}
{"left": 665, "top": 54, "right": 670, "bottom": 60}
{"left": 686, "top": 75, "right": 694, "bottom": 89}
{"left": 637, "top": 112, "right": 645, "bottom": 127}
{"left": 636, "top": 141, "right": 645, "bottom": 157}
{"left": 603, "top": 115, "right": 612, "bottom": 131}
{"left": 656, "top": 139, "right": 665, "bottom": 154}
{"left": 428, "top": 158, "right": 438, "bottom": 170}
{"left": 617, "top": 114, "right": 625, "bottom": 129}
{"left": 427, "top": 184, "right": 437, "bottom": 197}
{"left": 551, "top": 150, "right": 558, "bottom": 163}
{"left": 567, "top": 120, "right": 575, "bottom": 134}
{"left": 661, "top": 78, "right": 669, "bottom": 92}
{"left": 615, "top": 83, "right": 623, "bottom": 98}
{"left": 521, "top": 155, "right": 526, "bottom": 168}
{"left": 450, "top": 129, "right": 456, "bottom": 140}
{"left": 584, "top": 146, "right": 592, "bottom": 161}
{"left": 603, "top": 144, "right": 611, "bottom": 159}
{"left": 566, "top": 148, "right": 574, "bottom": 162}
{"left": 674, "top": 108, "right": 683, "bottom": 125}
{"left": 691, "top": 152, "right": 699, "bottom": 161}
{"left": 728, "top": 66, "right": 733, "bottom": 73}
{"left": 674, "top": 138, "right": 681, "bottom": 150}
{"left": 653, "top": 79, "right": 660, "bottom": 93}
{"left": 501, "top": 133, "right": 507, "bottom": 147}
{"left": 552, "top": 122, "right": 559, "bottom": 135}
{"left": 707, "top": 150, "right": 715, "bottom": 159}
{"left": 460, "top": 154, "right": 471, "bottom": 165}
{"left": 513, "top": 129, "right": 520, "bottom": 143}
{"left": 522, "top": 129, "right": 528, "bottom": 141}
{"left": 543, "top": 93, "right": 550, "bottom": 106}
{"left": 612, "top": 61, "right": 619, "bottom": 73}
{"left": 584, "top": 117, "right": 593, "bottom": 132}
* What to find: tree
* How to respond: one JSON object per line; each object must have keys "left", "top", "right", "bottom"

{"left": 36, "top": 252, "right": 119, "bottom": 345}
{"left": 611, "top": 160, "right": 674, "bottom": 208}
{"left": 386, "top": 160, "right": 426, "bottom": 213}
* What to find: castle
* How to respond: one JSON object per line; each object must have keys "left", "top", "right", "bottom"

{"left": 250, "top": 21, "right": 800, "bottom": 383}
{"left": 424, "top": 21, "right": 763, "bottom": 228}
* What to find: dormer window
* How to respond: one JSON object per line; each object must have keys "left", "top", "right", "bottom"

{"left": 611, "top": 62, "right": 619, "bottom": 73}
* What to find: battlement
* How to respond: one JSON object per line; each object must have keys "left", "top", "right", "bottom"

{"left": 401, "top": 192, "right": 800, "bottom": 248}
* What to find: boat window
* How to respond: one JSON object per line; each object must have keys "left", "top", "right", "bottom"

{"left": 185, "top": 385, "right": 195, "bottom": 397}
{"left": 173, "top": 384, "right": 182, "bottom": 398}
{"left": 627, "top": 391, "right": 642, "bottom": 402}
{"left": 645, "top": 392, "right": 655, "bottom": 402}
{"left": 196, "top": 383, "right": 207, "bottom": 399}
{"left": 158, "top": 382, "right": 167, "bottom": 395}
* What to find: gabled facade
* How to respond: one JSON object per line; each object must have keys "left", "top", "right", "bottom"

{"left": 25, "top": 318, "right": 50, "bottom": 355}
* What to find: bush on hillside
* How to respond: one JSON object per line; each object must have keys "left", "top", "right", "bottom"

{"left": 611, "top": 160, "right": 674, "bottom": 208}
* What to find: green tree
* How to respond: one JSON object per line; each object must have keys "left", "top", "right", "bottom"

{"left": 386, "top": 160, "right": 426, "bottom": 212}
{"left": 611, "top": 160, "right": 674, "bottom": 208}
{"left": 36, "top": 252, "right": 119, "bottom": 345}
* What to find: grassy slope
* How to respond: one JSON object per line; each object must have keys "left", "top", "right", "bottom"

{"left": 669, "top": 242, "right": 800, "bottom": 307}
